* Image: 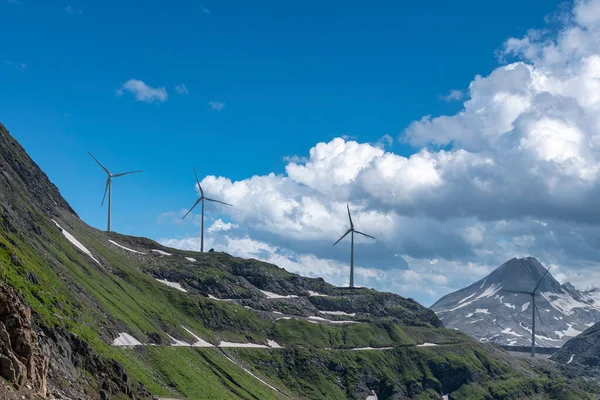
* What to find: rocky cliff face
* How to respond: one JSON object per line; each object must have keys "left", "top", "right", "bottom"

{"left": 0, "top": 281, "right": 48, "bottom": 396}
{"left": 0, "top": 270, "right": 151, "bottom": 400}
{"left": 431, "top": 257, "right": 600, "bottom": 347}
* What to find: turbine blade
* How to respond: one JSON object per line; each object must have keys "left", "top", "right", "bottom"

{"left": 182, "top": 199, "right": 202, "bottom": 220}
{"left": 88, "top": 152, "right": 110, "bottom": 175}
{"left": 354, "top": 230, "right": 375, "bottom": 239}
{"left": 533, "top": 265, "right": 552, "bottom": 293}
{"left": 347, "top": 204, "right": 354, "bottom": 228}
{"left": 500, "top": 289, "right": 532, "bottom": 295}
{"left": 101, "top": 178, "right": 110, "bottom": 207}
{"left": 193, "top": 167, "right": 204, "bottom": 197}
{"left": 112, "top": 170, "right": 143, "bottom": 178}
{"left": 535, "top": 303, "right": 544, "bottom": 327}
{"left": 204, "top": 197, "right": 233, "bottom": 207}
{"left": 333, "top": 229, "right": 351, "bottom": 246}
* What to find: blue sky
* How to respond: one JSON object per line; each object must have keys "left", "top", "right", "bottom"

{"left": 5, "top": 0, "right": 599, "bottom": 306}
{"left": 1, "top": 0, "right": 560, "bottom": 236}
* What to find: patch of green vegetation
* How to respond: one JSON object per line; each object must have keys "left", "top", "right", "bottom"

{"left": 271, "top": 319, "right": 414, "bottom": 349}
{"left": 401, "top": 326, "right": 466, "bottom": 344}
{"left": 0, "top": 217, "right": 280, "bottom": 396}
{"left": 0, "top": 206, "right": 596, "bottom": 400}
{"left": 229, "top": 345, "right": 600, "bottom": 400}
{"left": 113, "top": 347, "right": 287, "bottom": 400}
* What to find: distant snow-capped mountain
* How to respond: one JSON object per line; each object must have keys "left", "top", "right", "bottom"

{"left": 431, "top": 257, "right": 600, "bottom": 347}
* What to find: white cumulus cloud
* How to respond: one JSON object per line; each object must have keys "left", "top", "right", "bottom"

{"left": 439, "top": 89, "right": 464, "bottom": 102}
{"left": 117, "top": 79, "right": 168, "bottom": 103}
{"left": 208, "top": 219, "right": 238, "bottom": 233}
{"left": 160, "top": 0, "right": 600, "bottom": 305}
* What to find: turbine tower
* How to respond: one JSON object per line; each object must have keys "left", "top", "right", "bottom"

{"left": 88, "top": 152, "right": 142, "bottom": 232}
{"left": 182, "top": 168, "right": 232, "bottom": 252}
{"left": 501, "top": 266, "right": 551, "bottom": 358}
{"left": 333, "top": 205, "right": 375, "bottom": 288}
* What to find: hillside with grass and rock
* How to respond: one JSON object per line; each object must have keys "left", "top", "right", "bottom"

{"left": 551, "top": 321, "right": 600, "bottom": 380}
{"left": 0, "top": 122, "right": 599, "bottom": 399}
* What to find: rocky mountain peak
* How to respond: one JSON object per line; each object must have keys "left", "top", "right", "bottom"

{"left": 562, "top": 282, "right": 578, "bottom": 295}
{"left": 431, "top": 257, "right": 600, "bottom": 347}
{"left": 477, "top": 256, "right": 562, "bottom": 293}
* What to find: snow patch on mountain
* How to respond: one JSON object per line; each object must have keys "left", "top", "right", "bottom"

{"left": 52, "top": 220, "right": 101, "bottom": 266}
{"left": 458, "top": 293, "right": 476, "bottom": 305}
{"left": 168, "top": 334, "right": 190, "bottom": 346}
{"left": 108, "top": 240, "right": 146, "bottom": 254}
{"left": 518, "top": 323, "right": 561, "bottom": 342}
{"left": 182, "top": 326, "right": 213, "bottom": 347}
{"left": 541, "top": 292, "right": 600, "bottom": 316}
{"left": 219, "top": 341, "right": 270, "bottom": 348}
{"left": 261, "top": 290, "right": 299, "bottom": 299}
{"left": 501, "top": 328, "right": 523, "bottom": 337}
{"left": 113, "top": 333, "right": 143, "bottom": 346}
{"left": 555, "top": 323, "right": 582, "bottom": 338}
{"left": 308, "top": 316, "right": 359, "bottom": 324}
{"left": 320, "top": 311, "right": 356, "bottom": 317}
{"left": 151, "top": 249, "right": 172, "bottom": 256}
{"left": 156, "top": 279, "right": 187, "bottom": 293}
{"left": 447, "top": 284, "right": 503, "bottom": 312}
{"left": 477, "top": 283, "right": 503, "bottom": 300}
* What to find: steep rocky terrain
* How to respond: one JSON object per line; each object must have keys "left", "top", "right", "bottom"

{"left": 0, "top": 122, "right": 599, "bottom": 399}
{"left": 432, "top": 257, "right": 600, "bottom": 348}
{"left": 0, "top": 281, "right": 48, "bottom": 396}
{"left": 551, "top": 321, "right": 600, "bottom": 380}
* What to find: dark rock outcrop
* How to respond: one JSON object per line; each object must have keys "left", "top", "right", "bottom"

{"left": 0, "top": 281, "right": 48, "bottom": 396}
{"left": 39, "top": 326, "right": 153, "bottom": 400}
{"left": 551, "top": 321, "right": 600, "bottom": 375}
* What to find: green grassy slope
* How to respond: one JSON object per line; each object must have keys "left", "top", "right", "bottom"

{"left": 0, "top": 122, "right": 598, "bottom": 399}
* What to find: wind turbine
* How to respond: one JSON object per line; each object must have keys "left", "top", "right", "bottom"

{"left": 88, "top": 152, "right": 142, "bottom": 232}
{"left": 182, "top": 168, "right": 232, "bottom": 252}
{"left": 501, "top": 266, "right": 552, "bottom": 358}
{"left": 333, "top": 205, "right": 375, "bottom": 288}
